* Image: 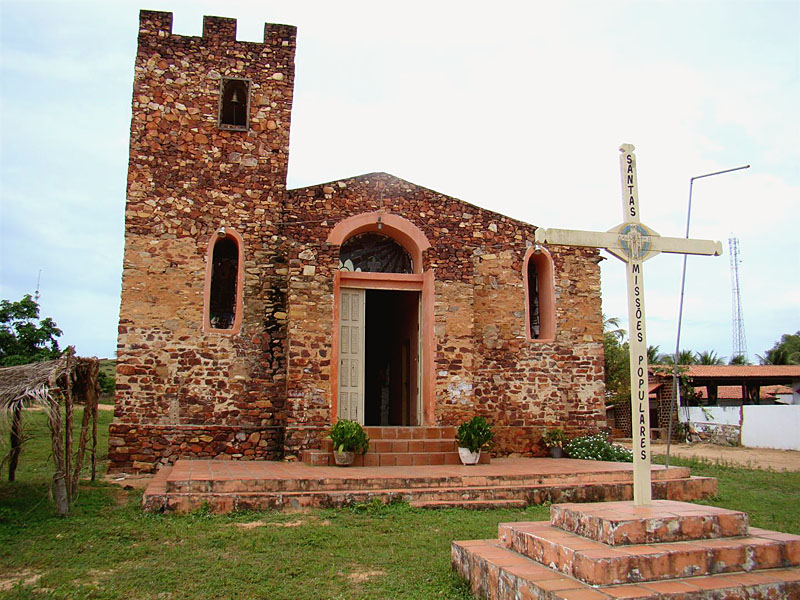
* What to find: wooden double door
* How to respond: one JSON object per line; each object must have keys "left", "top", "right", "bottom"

{"left": 338, "top": 288, "right": 421, "bottom": 426}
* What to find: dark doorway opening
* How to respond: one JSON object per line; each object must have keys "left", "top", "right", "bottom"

{"left": 364, "top": 290, "right": 419, "bottom": 426}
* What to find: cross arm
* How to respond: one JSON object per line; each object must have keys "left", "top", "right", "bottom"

{"left": 535, "top": 226, "right": 722, "bottom": 259}
{"left": 655, "top": 236, "right": 722, "bottom": 256}
{"left": 534, "top": 228, "right": 618, "bottom": 250}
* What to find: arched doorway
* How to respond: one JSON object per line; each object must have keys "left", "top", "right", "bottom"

{"left": 328, "top": 213, "right": 434, "bottom": 427}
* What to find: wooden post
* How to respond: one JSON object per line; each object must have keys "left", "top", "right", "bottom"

{"left": 64, "top": 349, "right": 74, "bottom": 503}
{"left": 47, "top": 392, "right": 69, "bottom": 518}
{"left": 91, "top": 389, "right": 98, "bottom": 481}
{"left": 8, "top": 401, "right": 23, "bottom": 482}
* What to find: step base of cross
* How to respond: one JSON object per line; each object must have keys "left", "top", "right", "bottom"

{"left": 453, "top": 500, "right": 800, "bottom": 599}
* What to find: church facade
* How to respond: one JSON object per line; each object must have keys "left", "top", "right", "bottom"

{"left": 108, "top": 11, "right": 606, "bottom": 473}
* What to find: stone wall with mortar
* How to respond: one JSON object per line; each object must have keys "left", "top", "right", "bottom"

{"left": 109, "top": 11, "right": 296, "bottom": 472}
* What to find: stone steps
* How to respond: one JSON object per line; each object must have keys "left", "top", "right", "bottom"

{"left": 165, "top": 464, "right": 692, "bottom": 494}
{"left": 452, "top": 499, "right": 800, "bottom": 599}
{"left": 303, "top": 425, "right": 485, "bottom": 467}
{"left": 500, "top": 521, "right": 800, "bottom": 586}
{"left": 453, "top": 539, "right": 800, "bottom": 600}
{"left": 145, "top": 462, "right": 716, "bottom": 513}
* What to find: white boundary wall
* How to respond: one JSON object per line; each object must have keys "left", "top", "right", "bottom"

{"left": 741, "top": 405, "right": 800, "bottom": 451}
{"left": 686, "top": 405, "right": 800, "bottom": 451}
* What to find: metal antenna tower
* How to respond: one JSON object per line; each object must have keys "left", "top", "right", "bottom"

{"left": 729, "top": 236, "right": 747, "bottom": 361}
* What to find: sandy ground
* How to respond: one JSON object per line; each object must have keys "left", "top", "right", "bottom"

{"left": 642, "top": 442, "right": 800, "bottom": 472}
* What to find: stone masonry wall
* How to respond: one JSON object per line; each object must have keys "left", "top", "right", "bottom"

{"left": 284, "top": 174, "right": 606, "bottom": 456}
{"left": 109, "top": 11, "right": 296, "bottom": 472}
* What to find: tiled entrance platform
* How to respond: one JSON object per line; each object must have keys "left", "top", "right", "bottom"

{"left": 142, "top": 458, "right": 715, "bottom": 514}
{"left": 452, "top": 500, "right": 800, "bottom": 599}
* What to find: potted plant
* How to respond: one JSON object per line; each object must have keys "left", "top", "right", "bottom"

{"left": 542, "top": 427, "right": 568, "bottom": 458}
{"left": 328, "top": 419, "right": 370, "bottom": 466}
{"left": 455, "top": 416, "right": 494, "bottom": 465}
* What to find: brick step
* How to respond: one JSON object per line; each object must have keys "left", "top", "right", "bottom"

{"left": 551, "top": 500, "right": 750, "bottom": 545}
{"left": 303, "top": 448, "right": 489, "bottom": 467}
{"left": 165, "top": 464, "right": 693, "bottom": 494}
{"left": 411, "top": 499, "right": 528, "bottom": 510}
{"left": 452, "top": 539, "right": 800, "bottom": 600}
{"left": 499, "top": 520, "right": 800, "bottom": 586}
{"left": 321, "top": 438, "right": 460, "bottom": 454}
{"left": 363, "top": 426, "right": 457, "bottom": 440}
{"left": 149, "top": 476, "right": 715, "bottom": 513}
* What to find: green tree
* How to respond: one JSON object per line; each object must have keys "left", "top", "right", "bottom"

{"left": 729, "top": 354, "right": 751, "bottom": 365}
{"left": 603, "top": 315, "right": 630, "bottom": 404}
{"left": 696, "top": 350, "right": 725, "bottom": 365}
{"left": 0, "top": 294, "right": 63, "bottom": 366}
{"left": 758, "top": 331, "right": 800, "bottom": 365}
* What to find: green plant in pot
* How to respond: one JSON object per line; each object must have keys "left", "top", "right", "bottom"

{"left": 328, "top": 419, "right": 370, "bottom": 466}
{"left": 542, "top": 427, "right": 568, "bottom": 458}
{"left": 456, "top": 416, "right": 493, "bottom": 465}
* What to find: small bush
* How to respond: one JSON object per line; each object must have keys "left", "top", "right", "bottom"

{"left": 564, "top": 433, "right": 633, "bottom": 462}
{"left": 328, "top": 419, "right": 370, "bottom": 454}
{"left": 456, "top": 416, "right": 494, "bottom": 453}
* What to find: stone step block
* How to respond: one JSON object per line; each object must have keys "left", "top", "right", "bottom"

{"left": 551, "top": 500, "right": 749, "bottom": 545}
{"left": 498, "top": 520, "right": 800, "bottom": 586}
{"left": 163, "top": 469, "right": 707, "bottom": 497}
{"left": 452, "top": 538, "right": 800, "bottom": 600}
{"left": 151, "top": 476, "right": 717, "bottom": 514}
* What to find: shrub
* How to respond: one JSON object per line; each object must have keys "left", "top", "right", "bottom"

{"left": 456, "top": 416, "right": 494, "bottom": 453}
{"left": 542, "top": 427, "right": 567, "bottom": 448}
{"left": 328, "top": 419, "right": 370, "bottom": 454}
{"left": 564, "top": 433, "right": 633, "bottom": 462}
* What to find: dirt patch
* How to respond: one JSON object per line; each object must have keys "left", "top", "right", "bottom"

{"left": 347, "top": 568, "right": 385, "bottom": 582}
{"left": 98, "top": 404, "right": 114, "bottom": 411}
{"left": 0, "top": 570, "right": 41, "bottom": 592}
{"left": 234, "top": 517, "right": 331, "bottom": 529}
{"left": 645, "top": 442, "right": 800, "bottom": 472}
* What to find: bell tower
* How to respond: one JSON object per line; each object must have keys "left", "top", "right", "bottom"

{"left": 109, "top": 11, "right": 297, "bottom": 472}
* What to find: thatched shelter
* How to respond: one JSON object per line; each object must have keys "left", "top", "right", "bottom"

{"left": 0, "top": 348, "right": 100, "bottom": 516}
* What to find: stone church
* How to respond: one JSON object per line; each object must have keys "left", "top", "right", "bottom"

{"left": 108, "top": 11, "right": 606, "bottom": 472}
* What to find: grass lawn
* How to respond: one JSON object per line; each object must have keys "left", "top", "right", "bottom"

{"left": 1, "top": 412, "right": 798, "bottom": 599}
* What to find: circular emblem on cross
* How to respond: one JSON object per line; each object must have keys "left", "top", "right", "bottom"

{"left": 618, "top": 223, "right": 652, "bottom": 261}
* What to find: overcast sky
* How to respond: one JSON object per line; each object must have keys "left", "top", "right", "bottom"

{"left": 1, "top": 0, "right": 798, "bottom": 362}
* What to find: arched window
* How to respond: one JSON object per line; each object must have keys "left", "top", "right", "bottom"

{"left": 523, "top": 245, "right": 555, "bottom": 341}
{"left": 339, "top": 232, "right": 413, "bottom": 273}
{"left": 204, "top": 229, "right": 244, "bottom": 333}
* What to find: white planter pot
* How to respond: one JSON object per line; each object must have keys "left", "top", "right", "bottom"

{"left": 333, "top": 450, "right": 355, "bottom": 466}
{"left": 458, "top": 447, "right": 481, "bottom": 465}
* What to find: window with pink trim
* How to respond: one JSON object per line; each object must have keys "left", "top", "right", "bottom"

{"left": 205, "top": 230, "right": 243, "bottom": 333}
{"left": 524, "top": 247, "right": 555, "bottom": 341}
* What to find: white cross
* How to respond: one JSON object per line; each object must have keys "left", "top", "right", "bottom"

{"left": 535, "top": 144, "right": 722, "bottom": 505}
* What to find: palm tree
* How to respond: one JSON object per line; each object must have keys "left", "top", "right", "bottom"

{"left": 729, "top": 354, "right": 751, "bottom": 365}
{"left": 661, "top": 350, "right": 697, "bottom": 366}
{"left": 696, "top": 350, "right": 725, "bottom": 365}
{"left": 603, "top": 314, "right": 626, "bottom": 342}
{"left": 757, "top": 331, "right": 800, "bottom": 365}
{"left": 647, "top": 345, "right": 663, "bottom": 364}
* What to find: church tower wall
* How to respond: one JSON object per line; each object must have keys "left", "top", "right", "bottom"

{"left": 109, "top": 11, "right": 296, "bottom": 472}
